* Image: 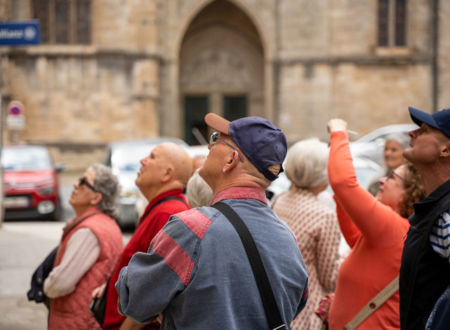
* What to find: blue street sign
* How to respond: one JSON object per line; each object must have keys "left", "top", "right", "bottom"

{"left": 0, "top": 20, "right": 40, "bottom": 46}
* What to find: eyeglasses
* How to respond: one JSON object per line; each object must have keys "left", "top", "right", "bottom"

{"left": 387, "top": 170, "right": 405, "bottom": 182}
{"left": 78, "top": 177, "right": 98, "bottom": 192}
{"left": 209, "top": 131, "right": 244, "bottom": 162}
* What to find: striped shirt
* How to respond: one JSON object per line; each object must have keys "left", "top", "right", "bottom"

{"left": 430, "top": 210, "right": 450, "bottom": 263}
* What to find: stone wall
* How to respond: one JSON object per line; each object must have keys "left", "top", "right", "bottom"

{"left": 0, "top": 0, "right": 161, "bottom": 170}
{"left": 0, "top": 0, "right": 448, "bottom": 170}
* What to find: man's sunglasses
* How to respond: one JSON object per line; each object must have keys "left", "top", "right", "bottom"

{"left": 209, "top": 132, "right": 244, "bottom": 162}
{"left": 78, "top": 177, "right": 98, "bottom": 193}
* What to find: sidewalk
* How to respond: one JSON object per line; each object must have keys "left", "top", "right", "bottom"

{"left": 0, "top": 222, "right": 64, "bottom": 330}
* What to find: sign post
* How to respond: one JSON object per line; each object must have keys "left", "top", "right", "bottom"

{"left": 0, "top": 20, "right": 40, "bottom": 227}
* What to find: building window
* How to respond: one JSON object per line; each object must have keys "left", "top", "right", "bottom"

{"left": 223, "top": 96, "right": 247, "bottom": 121}
{"left": 32, "top": 0, "right": 91, "bottom": 44}
{"left": 377, "top": 0, "right": 407, "bottom": 47}
{"left": 184, "top": 96, "right": 209, "bottom": 145}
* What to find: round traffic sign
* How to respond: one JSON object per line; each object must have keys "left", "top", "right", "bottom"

{"left": 8, "top": 101, "right": 24, "bottom": 116}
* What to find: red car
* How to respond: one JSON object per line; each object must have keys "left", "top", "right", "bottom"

{"left": 2, "top": 145, "right": 64, "bottom": 220}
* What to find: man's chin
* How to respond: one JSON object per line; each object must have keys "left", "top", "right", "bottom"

{"left": 402, "top": 148, "right": 413, "bottom": 161}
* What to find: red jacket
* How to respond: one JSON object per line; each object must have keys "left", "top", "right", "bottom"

{"left": 103, "top": 190, "right": 189, "bottom": 330}
{"left": 48, "top": 208, "right": 122, "bottom": 330}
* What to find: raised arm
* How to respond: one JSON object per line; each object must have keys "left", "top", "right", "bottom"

{"left": 327, "top": 119, "right": 405, "bottom": 246}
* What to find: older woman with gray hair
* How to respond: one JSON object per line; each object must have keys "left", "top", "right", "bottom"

{"left": 272, "top": 138, "right": 341, "bottom": 330}
{"left": 44, "top": 163, "right": 123, "bottom": 329}
{"left": 369, "top": 133, "right": 410, "bottom": 195}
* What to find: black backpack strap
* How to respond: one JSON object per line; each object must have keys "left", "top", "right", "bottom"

{"left": 212, "top": 202, "right": 287, "bottom": 330}
{"left": 139, "top": 196, "right": 188, "bottom": 226}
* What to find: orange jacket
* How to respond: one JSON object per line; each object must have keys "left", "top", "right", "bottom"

{"left": 328, "top": 131, "right": 409, "bottom": 330}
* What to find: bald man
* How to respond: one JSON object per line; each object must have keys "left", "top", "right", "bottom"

{"left": 95, "top": 142, "right": 193, "bottom": 330}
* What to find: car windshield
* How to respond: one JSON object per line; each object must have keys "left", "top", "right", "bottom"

{"left": 111, "top": 144, "right": 156, "bottom": 172}
{"left": 1, "top": 147, "right": 52, "bottom": 170}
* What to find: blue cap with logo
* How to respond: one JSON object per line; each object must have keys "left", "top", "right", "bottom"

{"left": 408, "top": 107, "right": 450, "bottom": 138}
{"left": 205, "top": 113, "right": 287, "bottom": 181}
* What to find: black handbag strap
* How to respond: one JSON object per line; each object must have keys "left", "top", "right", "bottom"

{"left": 212, "top": 202, "right": 287, "bottom": 330}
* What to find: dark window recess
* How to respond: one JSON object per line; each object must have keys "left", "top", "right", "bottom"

{"left": 32, "top": 0, "right": 91, "bottom": 44}
{"left": 377, "top": 0, "right": 407, "bottom": 47}
{"left": 377, "top": 0, "right": 389, "bottom": 46}
{"left": 223, "top": 96, "right": 247, "bottom": 121}
{"left": 33, "top": 1, "right": 49, "bottom": 43}
{"left": 184, "top": 96, "right": 209, "bottom": 146}
{"left": 395, "top": 0, "right": 406, "bottom": 46}
{"left": 77, "top": 0, "right": 91, "bottom": 44}
{"left": 55, "top": 0, "right": 69, "bottom": 43}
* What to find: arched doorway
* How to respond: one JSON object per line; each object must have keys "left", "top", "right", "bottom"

{"left": 179, "top": 0, "right": 264, "bottom": 145}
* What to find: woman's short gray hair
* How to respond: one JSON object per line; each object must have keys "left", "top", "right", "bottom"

{"left": 186, "top": 169, "right": 213, "bottom": 207}
{"left": 284, "top": 138, "right": 329, "bottom": 189}
{"left": 385, "top": 133, "right": 410, "bottom": 149}
{"left": 88, "top": 163, "right": 119, "bottom": 220}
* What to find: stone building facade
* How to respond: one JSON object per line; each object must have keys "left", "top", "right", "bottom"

{"left": 0, "top": 0, "right": 448, "bottom": 169}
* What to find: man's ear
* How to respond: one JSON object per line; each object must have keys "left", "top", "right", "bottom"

{"left": 160, "top": 166, "right": 174, "bottom": 183}
{"left": 223, "top": 151, "right": 240, "bottom": 173}
{"left": 440, "top": 140, "right": 450, "bottom": 158}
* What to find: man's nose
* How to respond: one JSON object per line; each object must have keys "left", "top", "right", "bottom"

{"left": 379, "top": 176, "right": 387, "bottom": 185}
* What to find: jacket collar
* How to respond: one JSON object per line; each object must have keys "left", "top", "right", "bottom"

{"left": 414, "top": 179, "right": 450, "bottom": 211}
{"left": 62, "top": 207, "right": 101, "bottom": 236}
{"left": 145, "top": 189, "right": 184, "bottom": 213}
{"left": 211, "top": 187, "right": 268, "bottom": 205}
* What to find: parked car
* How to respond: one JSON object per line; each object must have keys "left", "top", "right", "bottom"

{"left": 103, "top": 138, "right": 189, "bottom": 228}
{"left": 1, "top": 145, "right": 64, "bottom": 220}
{"left": 349, "top": 124, "right": 418, "bottom": 166}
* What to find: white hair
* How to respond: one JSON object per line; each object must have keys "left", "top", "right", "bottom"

{"left": 284, "top": 138, "right": 329, "bottom": 189}
{"left": 186, "top": 169, "right": 213, "bottom": 207}
{"left": 385, "top": 133, "right": 410, "bottom": 149}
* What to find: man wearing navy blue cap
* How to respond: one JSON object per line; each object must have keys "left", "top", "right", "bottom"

{"left": 400, "top": 107, "right": 450, "bottom": 329}
{"left": 116, "top": 113, "right": 309, "bottom": 329}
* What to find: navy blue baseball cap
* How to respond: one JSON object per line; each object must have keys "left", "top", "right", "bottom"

{"left": 408, "top": 107, "right": 450, "bottom": 138}
{"left": 205, "top": 113, "right": 287, "bottom": 181}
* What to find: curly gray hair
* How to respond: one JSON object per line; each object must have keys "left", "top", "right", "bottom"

{"left": 284, "top": 138, "right": 329, "bottom": 189}
{"left": 88, "top": 163, "right": 119, "bottom": 220}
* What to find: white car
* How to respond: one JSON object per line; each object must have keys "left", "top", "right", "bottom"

{"left": 349, "top": 124, "right": 417, "bottom": 166}
{"left": 266, "top": 157, "right": 383, "bottom": 202}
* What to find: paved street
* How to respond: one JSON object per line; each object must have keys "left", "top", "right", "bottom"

{"left": 0, "top": 221, "right": 63, "bottom": 330}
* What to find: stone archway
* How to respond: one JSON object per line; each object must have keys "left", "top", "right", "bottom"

{"left": 179, "top": 0, "right": 264, "bottom": 145}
